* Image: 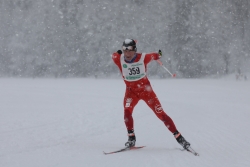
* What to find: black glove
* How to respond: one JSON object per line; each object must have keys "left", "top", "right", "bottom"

{"left": 117, "top": 50, "right": 122, "bottom": 54}
{"left": 158, "top": 50, "right": 162, "bottom": 57}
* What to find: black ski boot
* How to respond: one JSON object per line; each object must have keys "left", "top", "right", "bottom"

{"left": 125, "top": 130, "right": 136, "bottom": 147}
{"left": 174, "top": 131, "right": 190, "bottom": 149}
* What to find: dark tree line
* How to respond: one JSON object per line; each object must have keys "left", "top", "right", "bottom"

{"left": 0, "top": 0, "right": 249, "bottom": 78}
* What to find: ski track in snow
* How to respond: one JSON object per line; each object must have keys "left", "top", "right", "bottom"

{"left": 0, "top": 77, "right": 249, "bottom": 167}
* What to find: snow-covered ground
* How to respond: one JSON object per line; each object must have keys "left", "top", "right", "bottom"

{"left": 0, "top": 78, "right": 249, "bottom": 167}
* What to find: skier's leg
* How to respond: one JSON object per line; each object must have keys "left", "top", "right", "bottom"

{"left": 123, "top": 89, "right": 139, "bottom": 131}
{"left": 142, "top": 90, "right": 177, "bottom": 133}
{"left": 123, "top": 89, "right": 139, "bottom": 147}
{"left": 142, "top": 89, "right": 191, "bottom": 149}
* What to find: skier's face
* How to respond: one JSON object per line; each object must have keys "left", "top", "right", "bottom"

{"left": 123, "top": 50, "right": 136, "bottom": 61}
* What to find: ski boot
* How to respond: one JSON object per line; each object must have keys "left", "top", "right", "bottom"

{"left": 125, "top": 130, "right": 136, "bottom": 147}
{"left": 174, "top": 131, "right": 190, "bottom": 149}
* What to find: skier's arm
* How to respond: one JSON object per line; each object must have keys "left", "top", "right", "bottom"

{"left": 144, "top": 50, "right": 162, "bottom": 64}
{"left": 112, "top": 50, "right": 122, "bottom": 67}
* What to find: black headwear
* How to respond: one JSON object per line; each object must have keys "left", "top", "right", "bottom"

{"left": 122, "top": 39, "right": 137, "bottom": 51}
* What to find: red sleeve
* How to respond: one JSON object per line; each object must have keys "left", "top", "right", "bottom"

{"left": 144, "top": 52, "right": 160, "bottom": 65}
{"left": 112, "top": 52, "right": 122, "bottom": 72}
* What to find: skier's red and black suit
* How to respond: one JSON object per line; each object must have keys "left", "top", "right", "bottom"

{"left": 112, "top": 52, "right": 177, "bottom": 133}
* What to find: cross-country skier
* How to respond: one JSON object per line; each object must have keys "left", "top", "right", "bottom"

{"left": 111, "top": 39, "right": 191, "bottom": 149}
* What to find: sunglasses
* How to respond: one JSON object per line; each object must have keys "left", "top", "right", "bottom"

{"left": 122, "top": 46, "right": 135, "bottom": 51}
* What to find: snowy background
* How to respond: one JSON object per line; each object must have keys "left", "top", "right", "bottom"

{"left": 0, "top": 0, "right": 249, "bottom": 78}
{"left": 0, "top": 1, "right": 250, "bottom": 166}
{"left": 0, "top": 77, "right": 250, "bottom": 167}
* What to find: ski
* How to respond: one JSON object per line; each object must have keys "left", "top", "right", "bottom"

{"left": 178, "top": 147, "right": 199, "bottom": 156}
{"left": 103, "top": 146, "right": 145, "bottom": 155}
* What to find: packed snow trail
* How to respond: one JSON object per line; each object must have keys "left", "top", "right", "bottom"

{"left": 0, "top": 77, "right": 249, "bottom": 167}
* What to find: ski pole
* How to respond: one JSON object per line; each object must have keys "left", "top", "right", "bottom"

{"left": 157, "top": 60, "right": 176, "bottom": 77}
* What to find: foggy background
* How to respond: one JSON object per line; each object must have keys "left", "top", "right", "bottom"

{"left": 0, "top": 0, "right": 249, "bottom": 78}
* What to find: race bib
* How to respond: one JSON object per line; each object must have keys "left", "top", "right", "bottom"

{"left": 120, "top": 54, "right": 146, "bottom": 81}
